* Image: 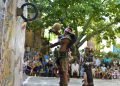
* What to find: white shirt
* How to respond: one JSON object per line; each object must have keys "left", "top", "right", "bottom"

{"left": 79, "top": 55, "right": 84, "bottom": 63}
{"left": 71, "top": 63, "right": 79, "bottom": 71}
{"left": 95, "top": 58, "right": 101, "bottom": 66}
{"left": 101, "top": 66, "right": 106, "bottom": 72}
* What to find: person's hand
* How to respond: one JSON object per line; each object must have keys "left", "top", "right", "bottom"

{"left": 49, "top": 29, "right": 61, "bottom": 35}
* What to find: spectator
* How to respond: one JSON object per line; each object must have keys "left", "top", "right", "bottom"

{"left": 71, "top": 61, "right": 79, "bottom": 77}
{"left": 79, "top": 53, "right": 84, "bottom": 78}
{"left": 103, "top": 55, "right": 112, "bottom": 67}
{"left": 46, "top": 60, "right": 54, "bottom": 77}
{"left": 24, "top": 60, "right": 34, "bottom": 75}
{"left": 92, "top": 66, "right": 96, "bottom": 78}
{"left": 101, "top": 64, "right": 107, "bottom": 79}
{"left": 112, "top": 65, "right": 119, "bottom": 79}
{"left": 32, "top": 53, "right": 42, "bottom": 76}
{"left": 43, "top": 52, "right": 49, "bottom": 66}
{"left": 95, "top": 57, "right": 101, "bottom": 67}
{"left": 101, "top": 64, "right": 107, "bottom": 72}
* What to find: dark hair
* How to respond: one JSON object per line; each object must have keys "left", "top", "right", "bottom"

{"left": 68, "top": 27, "right": 72, "bottom": 32}
{"left": 65, "top": 27, "right": 73, "bottom": 34}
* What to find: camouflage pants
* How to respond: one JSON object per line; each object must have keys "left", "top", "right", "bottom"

{"left": 58, "top": 57, "right": 69, "bottom": 86}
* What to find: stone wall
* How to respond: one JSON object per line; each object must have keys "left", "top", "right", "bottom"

{"left": 0, "top": 0, "right": 26, "bottom": 86}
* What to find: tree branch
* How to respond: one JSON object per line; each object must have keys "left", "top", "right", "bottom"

{"left": 101, "top": 0, "right": 107, "bottom": 4}
{"left": 76, "top": 13, "right": 93, "bottom": 45}
{"left": 77, "top": 21, "right": 118, "bottom": 48}
{"left": 76, "top": 0, "right": 108, "bottom": 46}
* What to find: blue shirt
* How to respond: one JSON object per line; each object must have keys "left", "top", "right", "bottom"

{"left": 104, "top": 58, "right": 112, "bottom": 63}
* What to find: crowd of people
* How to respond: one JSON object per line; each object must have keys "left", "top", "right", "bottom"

{"left": 22, "top": 22, "right": 120, "bottom": 86}
{"left": 80, "top": 55, "right": 120, "bottom": 79}
{"left": 22, "top": 23, "right": 119, "bottom": 86}
{"left": 23, "top": 47, "right": 120, "bottom": 80}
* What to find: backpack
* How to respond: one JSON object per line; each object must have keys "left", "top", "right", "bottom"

{"left": 68, "top": 34, "right": 77, "bottom": 51}
{"left": 70, "top": 34, "right": 77, "bottom": 44}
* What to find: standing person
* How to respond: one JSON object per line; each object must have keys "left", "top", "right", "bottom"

{"left": 79, "top": 53, "right": 84, "bottom": 78}
{"left": 82, "top": 48, "right": 94, "bottom": 86}
{"left": 46, "top": 23, "right": 76, "bottom": 86}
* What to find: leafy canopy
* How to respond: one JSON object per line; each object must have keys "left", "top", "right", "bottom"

{"left": 28, "top": 0, "right": 120, "bottom": 48}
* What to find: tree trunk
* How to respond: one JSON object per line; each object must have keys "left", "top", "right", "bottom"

{"left": 33, "top": 30, "right": 35, "bottom": 48}
{"left": 73, "top": 19, "right": 79, "bottom": 57}
{"left": 0, "top": 0, "right": 26, "bottom": 86}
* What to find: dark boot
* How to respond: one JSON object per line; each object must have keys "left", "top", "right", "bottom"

{"left": 82, "top": 84, "right": 88, "bottom": 86}
{"left": 88, "top": 83, "right": 94, "bottom": 86}
{"left": 59, "top": 83, "right": 68, "bottom": 86}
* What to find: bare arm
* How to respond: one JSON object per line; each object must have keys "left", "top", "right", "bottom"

{"left": 50, "top": 37, "right": 71, "bottom": 49}
{"left": 49, "top": 29, "right": 61, "bottom": 36}
{"left": 50, "top": 41, "right": 60, "bottom": 48}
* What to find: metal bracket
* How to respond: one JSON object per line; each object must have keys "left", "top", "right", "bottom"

{"left": 16, "top": 3, "right": 38, "bottom": 22}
